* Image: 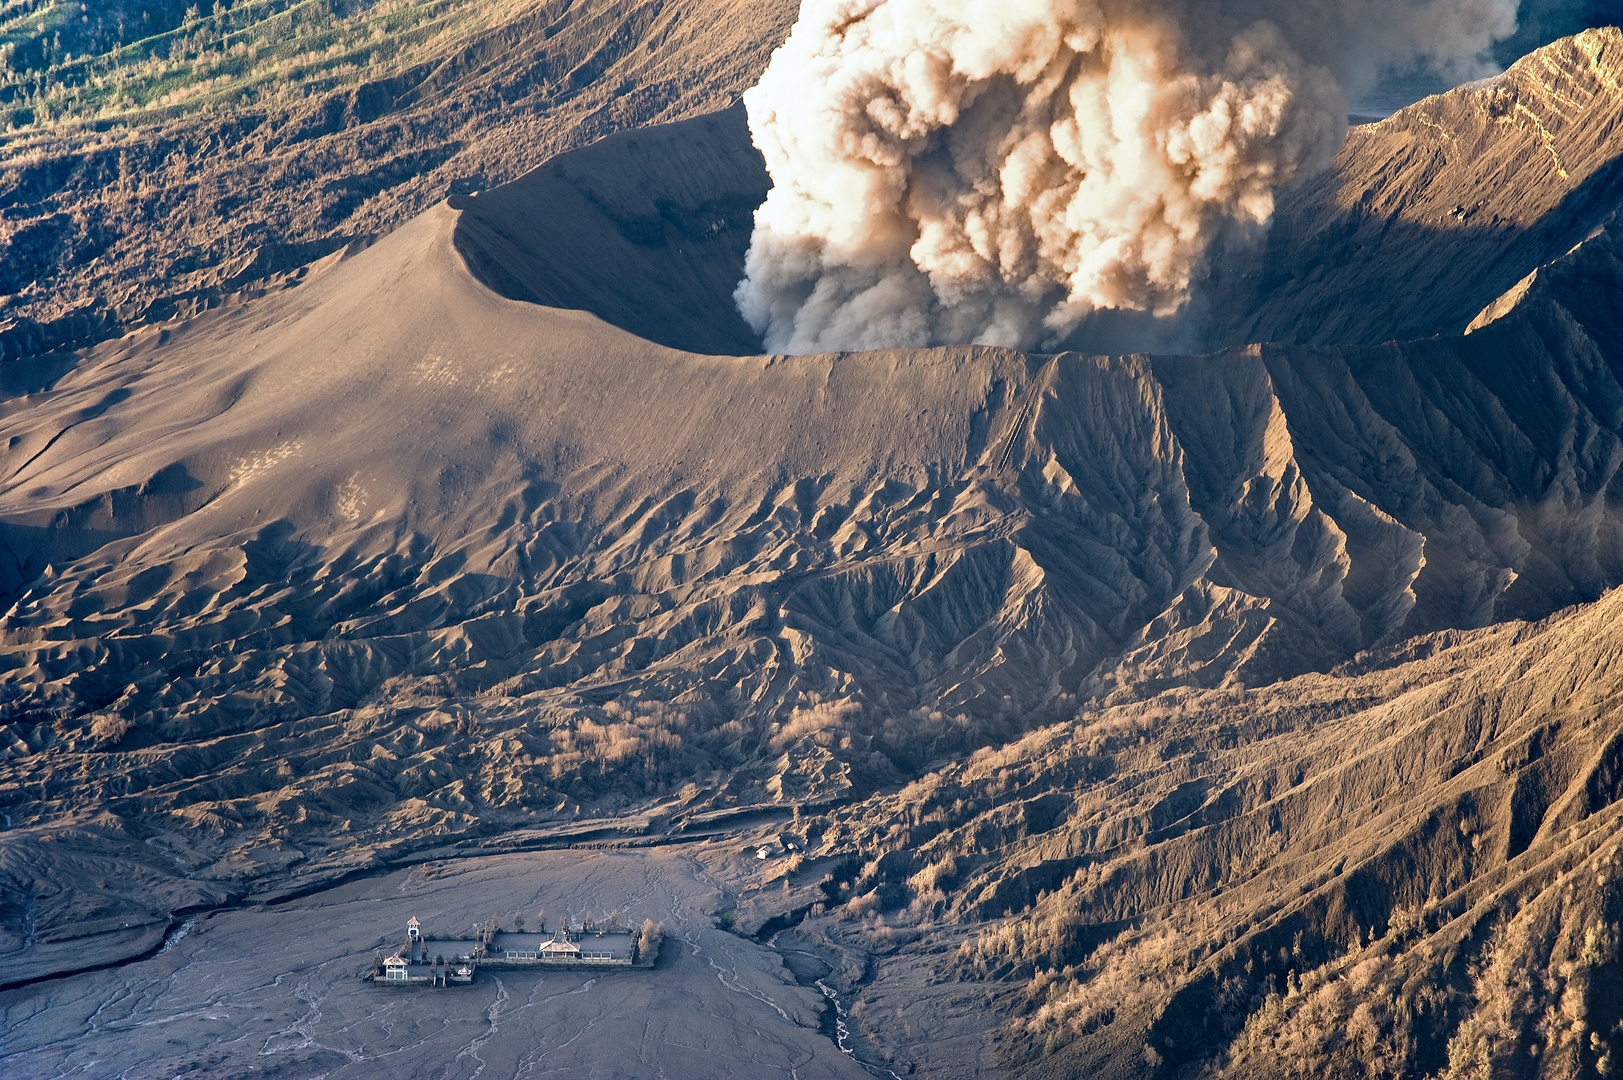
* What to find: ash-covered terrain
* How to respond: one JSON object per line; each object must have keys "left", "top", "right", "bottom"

{"left": 0, "top": 0, "right": 799, "bottom": 354}
{"left": 2, "top": 5, "right": 1623, "bottom": 1079}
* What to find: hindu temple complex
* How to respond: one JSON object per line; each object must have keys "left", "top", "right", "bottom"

{"left": 367, "top": 910, "right": 660, "bottom": 987}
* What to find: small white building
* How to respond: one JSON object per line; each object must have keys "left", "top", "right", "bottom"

{"left": 540, "top": 930, "right": 581, "bottom": 959}
{"left": 383, "top": 955, "right": 410, "bottom": 982}
{"left": 407, "top": 917, "right": 421, "bottom": 940}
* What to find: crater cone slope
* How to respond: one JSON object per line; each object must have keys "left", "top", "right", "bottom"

{"left": 453, "top": 105, "right": 768, "bottom": 355}
{"left": 0, "top": 0, "right": 799, "bottom": 358}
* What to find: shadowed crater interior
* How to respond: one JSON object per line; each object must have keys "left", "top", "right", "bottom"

{"left": 452, "top": 104, "right": 769, "bottom": 356}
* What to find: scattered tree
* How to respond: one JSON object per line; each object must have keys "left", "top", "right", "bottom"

{"left": 635, "top": 918, "right": 665, "bottom": 967}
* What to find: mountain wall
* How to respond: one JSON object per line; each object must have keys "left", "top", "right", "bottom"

{"left": 1202, "top": 27, "right": 1623, "bottom": 348}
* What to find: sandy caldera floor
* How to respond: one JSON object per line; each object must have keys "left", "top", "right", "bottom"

{"left": 0, "top": 847, "right": 877, "bottom": 1080}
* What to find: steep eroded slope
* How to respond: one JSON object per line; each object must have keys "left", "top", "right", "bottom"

{"left": 1203, "top": 26, "right": 1623, "bottom": 349}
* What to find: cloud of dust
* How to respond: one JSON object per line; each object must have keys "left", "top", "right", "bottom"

{"left": 734, "top": 0, "right": 1520, "bottom": 353}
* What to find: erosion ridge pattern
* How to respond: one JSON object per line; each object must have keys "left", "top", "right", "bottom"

{"left": 0, "top": 26, "right": 1622, "bottom": 1080}
{"left": 4, "top": 205, "right": 1620, "bottom": 895}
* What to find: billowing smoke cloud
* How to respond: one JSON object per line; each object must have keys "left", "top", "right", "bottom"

{"left": 735, "top": 0, "right": 1520, "bottom": 353}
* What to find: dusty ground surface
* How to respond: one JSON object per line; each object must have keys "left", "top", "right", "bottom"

{"left": 0, "top": 847, "right": 903, "bottom": 1079}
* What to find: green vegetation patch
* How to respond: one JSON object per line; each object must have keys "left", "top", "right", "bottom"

{"left": 0, "top": 0, "right": 515, "bottom": 139}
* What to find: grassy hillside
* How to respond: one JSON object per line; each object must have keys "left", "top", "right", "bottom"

{"left": 0, "top": 1, "right": 511, "bottom": 135}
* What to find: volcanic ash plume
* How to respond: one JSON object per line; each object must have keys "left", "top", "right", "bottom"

{"left": 734, "top": 0, "right": 1519, "bottom": 353}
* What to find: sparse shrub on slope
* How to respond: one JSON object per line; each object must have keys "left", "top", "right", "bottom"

{"left": 779, "top": 585, "right": 1623, "bottom": 1079}
{"left": 1432, "top": 853, "right": 1623, "bottom": 1080}
{"left": 541, "top": 700, "right": 700, "bottom": 797}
